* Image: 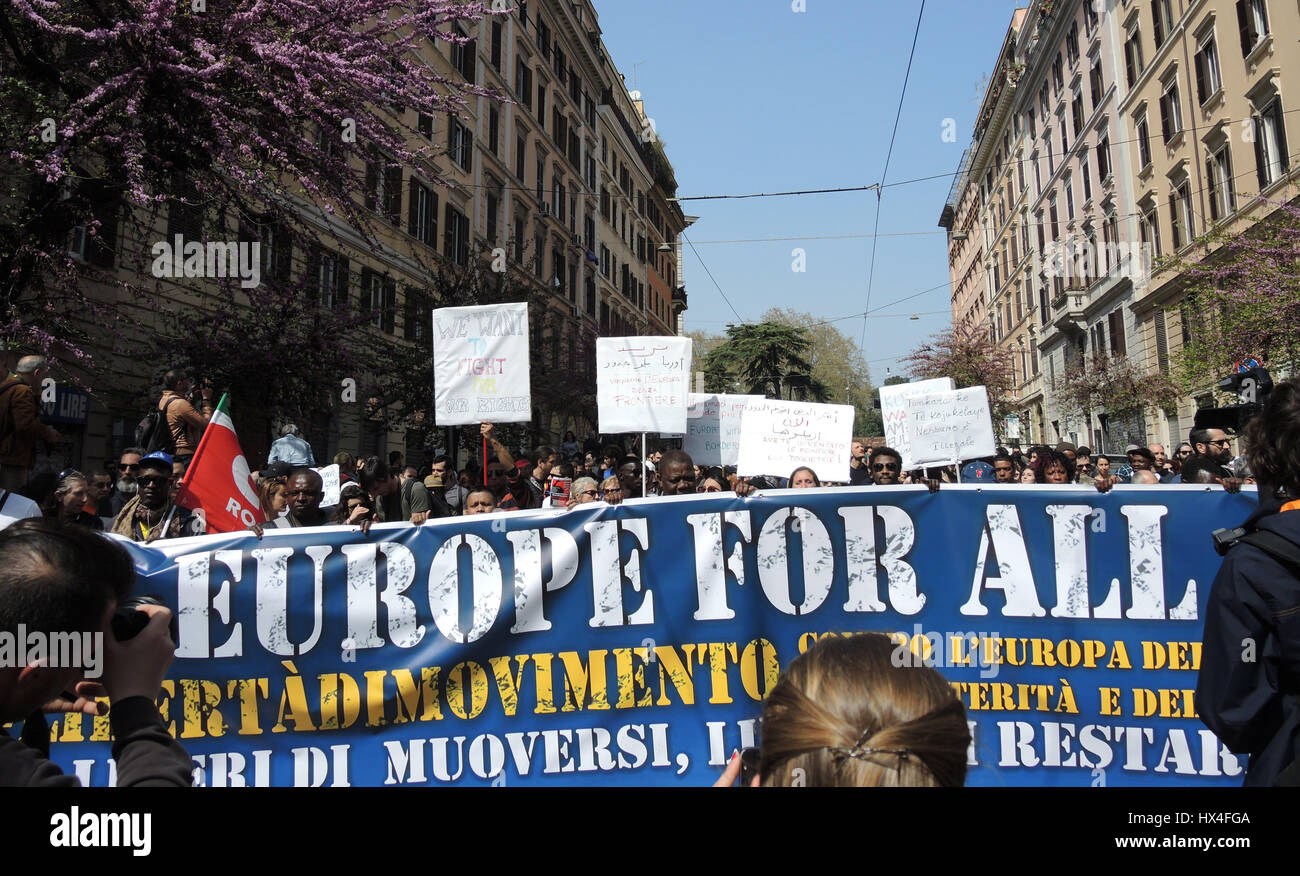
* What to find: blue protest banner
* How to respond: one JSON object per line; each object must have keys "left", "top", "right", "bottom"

{"left": 49, "top": 485, "right": 1257, "bottom": 787}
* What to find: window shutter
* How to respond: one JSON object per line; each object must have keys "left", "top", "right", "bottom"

{"left": 1274, "top": 100, "right": 1290, "bottom": 170}
{"left": 385, "top": 166, "right": 402, "bottom": 225}
{"left": 365, "top": 159, "right": 377, "bottom": 211}
{"left": 444, "top": 203, "right": 454, "bottom": 257}
{"left": 1237, "top": 0, "right": 1252, "bottom": 55}
{"left": 305, "top": 244, "right": 320, "bottom": 292}
{"left": 337, "top": 256, "right": 350, "bottom": 309}
{"left": 1154, "top": 309, "right": 1169, "bottom": 374}
{"left": 1194, "top": 51, "right": 1207, "bottom": 104}
{"left": 1153, "top": 6, "right": 1164, "bottom": 47}
{"left": 384, "top": 280, "right": 396, "bottom": 334}
{"left": 408, "top": 177, "right": 419, "bottom": 238}
{"left": 1160, "top": 94, "right": 1171, "bottom": 143}
{"left": 1254, "top": 116, "right": 1269, "bottom": 188}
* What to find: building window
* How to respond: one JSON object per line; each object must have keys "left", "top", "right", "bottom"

{"left": 443, "top": 204, "right": 469, "bottom": 266}
{"left": 407, "top": 178, "right": 438, "bottom": 247}
{"left": 417, "top": 111, "right": 434, "bottom": 139}
{"left": 490, "top": 20, "right": 503, "bottom": 71}
{"left": 1067, "top": 21, "right": 1080, "bottom": 65}
{"left": 515, "top": 133, "right": 527, "bottom": 183}
{"left": 1049, "top": 197, "right": 1060, "bottom": 240}
{"left": 1065, "top": 175, "right": 1075, "bottom": 220}
{"left": 1053, "top": 52, "right": 1064, "bottom": 94}
{"left": 1237, "top": 0, "right": 1270, "bottom": 57}
{"left": 1071, "top": 94, "right": 1085, "bottom": 141}
{"left": 1079, "top": 147, "right": 1092, "bottom": 202}
{"left": 488, "top": 107, "right": 499, "bottom": 155}
{"left": 365, "top": 153, "right": 402, "bottom": 224}
{"left": 514, "top": 215, "right": 526, "bottom": 263}
{"left": 486, "top": 191, "right": 499, "bottom": 246}
{"left": 1253, "top": 90, "right": 1289, "bottom": 189}
{"left": 1136, "top": 113, "right": 1152, "bottom": 169}
{"left": 448, "top": 117, "right": 473, "bottom": 171}
{"left": 1097, "top": 130, "right": 1112, "bottom": 180}
{"left": 1159, "top": 76, "right": 1182, "bottom": 143}
{"left": 1206, "top": 140, "right": 1236, "bottom": 221}
{"left": 1194, "top": 33, "right": 1222, "bottom": 104}
{"left": 1125, "top": 28, "right": 1144, "bottom": 88}
{"left": 1169, "top": 175, "right": 1193, "bottom": 249}
{"left": 1140, "top": 199, "right": 1162, "bottom": 258}
{"left": 515, "top": 60, "right": 533, "bottom": 109}
{"left": 1152, "top": 0, "right": 1173, "bottom": 49}
{"left": 450, "top": 25, "right": 476, "bottom": 83}
{"left": 1089, "top": 58, "right": 1104, "bottom": 111}
{"left": 362, "top": 270, "right": 396, "bottom": 334}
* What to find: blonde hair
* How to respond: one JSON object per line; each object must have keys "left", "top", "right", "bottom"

{"left": 758, "top": 633, "right": 969, "bottom": 787}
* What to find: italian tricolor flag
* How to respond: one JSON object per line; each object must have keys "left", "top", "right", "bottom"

{"left": 175, "top": 394, "right": 266, "bottom": 533}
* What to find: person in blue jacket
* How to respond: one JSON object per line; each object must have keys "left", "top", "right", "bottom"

{"left": 1197, "top": 378, "right": 1300, "bottom": 786}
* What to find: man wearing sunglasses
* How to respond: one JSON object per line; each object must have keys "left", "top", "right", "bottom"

{"left": 109, "top": 452, "right": 204, "bottom": 542}
{"left": 109, "top": 446, "right": 147, "bottom": 517}
{"left": 1190, "top": 427, "right": 1235, "bottom": 479}
{"left": 868, "top": 447, "right": 903, "bottom": 486}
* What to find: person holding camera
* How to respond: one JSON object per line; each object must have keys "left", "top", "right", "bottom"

{"left": 0, "top": 519, "right": 191, "bottom": 786}
{"left": 1198, "top": 378, "right": 1300, "bottom": 786}
{"left": 158, "top": 368, "right": 213, "bottom": 466}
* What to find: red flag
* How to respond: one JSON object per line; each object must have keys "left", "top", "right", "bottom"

{"left": 175, "top": 394, "right": 266, "bottom": 533}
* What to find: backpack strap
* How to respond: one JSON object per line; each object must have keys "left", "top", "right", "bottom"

{"left": 1237, "top": 530, "right": 1300, "bottom": 576}
{"left": 159, "top": 396, "right": 181, "bottom": 447}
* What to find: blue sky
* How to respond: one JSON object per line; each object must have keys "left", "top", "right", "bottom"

{"left": 595, "top": 0, "right": 1023, "bottom": 384}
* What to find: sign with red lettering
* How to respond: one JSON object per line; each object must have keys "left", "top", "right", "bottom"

{"left": 432, "top": 303, "right": 531, "bottom": 426}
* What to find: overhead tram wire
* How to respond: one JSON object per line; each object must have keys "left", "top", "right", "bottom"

{"left": 859, "top": 0, "right": 927, "bottom": 358}
{"left": 681, "top": 232, "right": 743, "bottom": 324}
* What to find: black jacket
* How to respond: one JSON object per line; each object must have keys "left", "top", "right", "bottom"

{"left": 1197, "top": 499, "right": 1300, "bottom": 786}
{"left": 0, "top": 697, "right": 192, "bottom": 787}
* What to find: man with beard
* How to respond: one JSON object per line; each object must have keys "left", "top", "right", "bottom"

{"left": 1190, "top": 427, "right": 1235, "bottom": 478}
{"left": 110, "top": 452, "right": 204, "bottom": 542}
{"left": 109, "top": 447, "right": 146, "bottom": 516}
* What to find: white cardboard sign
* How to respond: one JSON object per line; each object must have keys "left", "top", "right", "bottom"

{"left": 878, "top": 377, "right": 954, "bottom": 469}
{"left": 596, "top": 337, "right": 693, "bottom": 434}
{"left": 313, "top": 463, "right": 341, "bottom": 508}
{"left": 432, "top": 302, "right": 531, "bottom": 426}
{"left": 683, "top": 393, "right": 762, "bottom": 466}
{"left": 736, "top": 398, "right": 856, "bottom": 483}
{"left": 904, "top": 386, "right": 997, "bottom": 467}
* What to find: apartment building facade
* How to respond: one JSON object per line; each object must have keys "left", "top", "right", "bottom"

{"left": 28, "top": 0, "right": 692, "bottom": 475}
{"left": 945, "top": 0, "right": 1296, "bottom": 453}
{"left": 1121, "top": 0, "right": 1300, "bottom": 447}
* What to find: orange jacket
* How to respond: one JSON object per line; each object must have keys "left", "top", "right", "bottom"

{"left": 0, "top": 378, "right": 53, "bottom": 467}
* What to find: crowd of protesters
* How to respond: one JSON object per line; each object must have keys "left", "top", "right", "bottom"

{"left": 0, "top": 351, "right": 1258, "bottom": 546}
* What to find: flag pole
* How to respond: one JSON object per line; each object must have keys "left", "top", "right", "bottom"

{"left": 483, "top": 436, "right": 488, "bottom": 485}
{"left": 641, "top": 432, "right": 647, "bottom": 497}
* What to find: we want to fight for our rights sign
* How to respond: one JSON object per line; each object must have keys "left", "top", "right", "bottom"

{"left": 52, "top": 486, "right": 1256, "bottom": 787}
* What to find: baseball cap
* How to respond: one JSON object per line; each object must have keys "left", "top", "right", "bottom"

{"left": 139, "top": 451, "right": 173, "bottom": 473}
{"left": 960, "top": 461, "right": 995, "bottom": 483}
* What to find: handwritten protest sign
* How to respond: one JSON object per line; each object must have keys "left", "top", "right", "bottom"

{"left": 736, "top": 398, "right": 855, "bottom": 482}
{"left": 313, "top": 463, "right": 340, "bottom": 508}
{"left": 904, "top": 385, "right": 997, "bottom": 466}
{"left": 596, "top": 337, "right": 692, "bottom": 434}
{"left": 432, "top": 303, "right": 531, "bottom": 426}
{"left": 683, "top": 393, "right": 761, "bottom": 466}
{"left": 879, "top": 377, "right": 954, "bottom": 468}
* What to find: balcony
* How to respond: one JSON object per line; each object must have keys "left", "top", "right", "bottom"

{"left": 671, "top": 284, "right": 688, "bottom": 310}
